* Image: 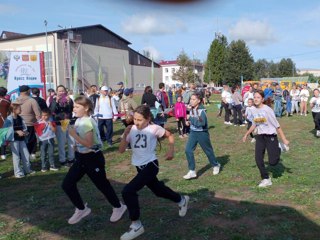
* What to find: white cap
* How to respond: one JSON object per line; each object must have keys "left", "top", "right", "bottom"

{"left": 101, "top": 86, "right": 109, "bottom": 91}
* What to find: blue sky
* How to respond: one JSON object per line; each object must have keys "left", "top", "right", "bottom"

{"left": 1, "top": 0, "right": 320, "bottom": 69}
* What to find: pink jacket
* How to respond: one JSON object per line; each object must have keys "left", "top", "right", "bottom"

{"left": 174, "top": 102, "right": 187, "bottom": 119}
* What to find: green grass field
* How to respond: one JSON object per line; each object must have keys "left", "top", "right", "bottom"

{"left": 0, "top": 95, "right": 320, "bottom": 240}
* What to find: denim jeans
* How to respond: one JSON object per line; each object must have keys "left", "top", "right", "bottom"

{"left": 56, "top": 125, "right": 75, "bottom": 163}
{"left": 98, "top": 119, "right": 113, "bottom": 144}
{"left": 11, "top": 140, "right": 31, "bottom": 177}
{"left": 274, "top": 100, "right": 282, "bottom": 117}
{"left": 40, "top": 138, "right": 55, "bottom": 169}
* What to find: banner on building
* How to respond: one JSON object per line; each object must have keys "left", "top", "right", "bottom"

{"left": 0, "top": 51, "right": 46, "bottom": 100}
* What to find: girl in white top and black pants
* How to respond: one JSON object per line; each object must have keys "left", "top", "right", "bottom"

{"left": 119, "top": 105, "right": 189, "bottom": 240}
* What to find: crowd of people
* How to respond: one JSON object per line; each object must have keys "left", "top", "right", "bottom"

{"left": 0, "top": 78, "right": 317, "bottom": 240}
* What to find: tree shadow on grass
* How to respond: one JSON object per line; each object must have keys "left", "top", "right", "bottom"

{"left": 0, "top": 172, "right": 320, "bottom": 239}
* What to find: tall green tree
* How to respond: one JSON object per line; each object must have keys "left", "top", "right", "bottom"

{"left": 253, "top": 59, "right": 270, "bottom": 80}
{"left": 225, "top": 40, "right": 254, "bottom": 85}
{"left": 278, "top": 58, "right": 296, "bottom": 77}
{"left": 204, "top": 35, "right": 228, "bottom": 85}
{"left": 172, "top": 50, "right": 196, "bottom": 84}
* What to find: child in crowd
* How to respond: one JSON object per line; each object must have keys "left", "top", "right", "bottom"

{"left": 242, "top": 90, "right": 289, "bottom": 187}
{"left": 183, "top": 93, "right": 221, "bottom": 180}
{"left": 35, "top": 108, "right": 58, "bottom": 172}
{"left": 309, "top": 88, "right": 320, "bottom": 137}
{"left": 119, "top": 105, "right": 189, "bottom": 240}
{"left": 4, "top": 101, "right": 35, "bottom": 178}
{"left": 62, "top": 96, "right": 126, "bottom": 225}
{"left": 244, "top": 98, "right": 256, "bottom": 143}
{"left": 299, "top": 84, "right": 309, "bottom": 116}
{"left": 174, "top": 96, "right": 187, "bottom": 138}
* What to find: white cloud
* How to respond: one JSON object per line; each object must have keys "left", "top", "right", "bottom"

{"left": 142, "top": 46, "right": 161, "bottom": 61}
{"left": 122, "top": 14, "right": 186, "bottom": 35}
{"left": 305, "top": 39, "right": 320, "bottom": 48}
{"left": 0, "top": 3, "right": 20, "bottom": 15}
{"left": 228, "top": 19, "right": 276, "bottom": 46}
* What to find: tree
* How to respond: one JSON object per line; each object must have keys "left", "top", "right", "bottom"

{"left": 278, "top": 58, "right": 296, "bottom": 77}
{"left": 172, "top": 50, "right": 196, "bottom": 84}
{"left": 225, "top": 40, "right": 254, "bottom": 85}
{"left": 253, "top": 59, "right": 270, "bottom": 80}
{"left": 204, "top": 35, "right": 228, "bottom": 85}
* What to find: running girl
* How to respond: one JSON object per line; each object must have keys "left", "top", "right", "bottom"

{"left": 62, "top": 96, "right": 126, "bottom": 225}
{"left": 183, "top": 93, "right": 220, "bottom": 180}
{"left": 242, "top": 90, "right": 289, "bottom": 187}
{"left": 119, "top": 105, "right": 189, "bottom": 240}
{"left": 309, "top": 88, "right": 320, "bottom": 137}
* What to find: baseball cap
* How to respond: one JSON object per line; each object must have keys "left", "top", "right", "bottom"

{"left": 100, "top": 86, "right": 109, "bottom": 91}
{"left": 117, "top": 81, "right": 124, "bottom": 85}
{"left": 124, "top": 88, "right": 134, "bottom": 96}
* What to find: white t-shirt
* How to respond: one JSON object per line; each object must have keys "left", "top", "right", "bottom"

{"left": 126, "top": 124, "right": 165, "bottom": 166}
{"left": 252, "top": 105, "right": 280, "bottom": 135}
{"left": 310, "top": 97, "right": 320, "bottom": 113}
{"left": 244, "top": 92, "right": 254, "bottom": 106}
{"left": 299, "top": 89, "right": 310, "bottom": 102}
{"left": 221, "top": 90, "right": 232, "bottom": 103}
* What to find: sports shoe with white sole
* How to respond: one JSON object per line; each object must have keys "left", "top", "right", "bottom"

{"left": 213, "top": 164, "right": 221, "bottom": 175}
{"left": 183, "top": 170, "right": 197, "bottom": 180}
{"left": 68, "top": 203, "right": 91, "bottom": 224}
{"left": 251, "top": 138, "right": 256, "bottom": 143}
{"left": 179, "top": 195, "right": 190, "bottom": 217}
{"left": 258, "top": 178, "right": 272, "bottom": 188}
{"left": 278, "top": 142, "right": 289, "bottom": 152}
{"left": 1, "top": 155, "right": 6, "bottom": 160}
{"left": 316, "top": 130, "right": 320, "bottom": 137}
{"left": 110, "top": 203, "right": 127, "bottom": 222}
{"left": 120, "top": 224, "right": 145, "bottom": 240}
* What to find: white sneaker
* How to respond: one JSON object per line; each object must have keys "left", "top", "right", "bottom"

{"left": 183, "top": 170, "right": 197, "bottom": 180}
{"left": 110, "top": 203, "right": 127, "bottom": 222}
{"left": 120, "top": 224, "right": 145, "bottom": 240}
{"left": 213, "top": 164, "right": 221, "bottom": 175}
{"left": 68, "top": 203, "right": 91, "bottom": 224}
{"left": 179, "top": 195, "right": 190, "bottom": 217}
{"left": 1, "top": 155, "right": 6, "bottom": 160}
{"left": 224, "top": 121, "right": 232, "bottom": 125}
{"left": 30, "top": 154, "right": 36, "bottom": 160}
{"left": 258, "top": 178, "right": 272, "bottom": 187}
{"left": 251, "top": 138, "right": 256, "bottom": 143}
{"left": 316, "top": 130, "right": 320, "bottom": 137}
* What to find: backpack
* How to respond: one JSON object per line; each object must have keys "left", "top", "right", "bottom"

{"left": 157, "top": 91, "right": 169, "bottom": 109}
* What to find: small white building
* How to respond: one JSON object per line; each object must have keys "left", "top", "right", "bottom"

{"left": 297, "top": 68, "right": 320, "bottom": 77}
{"left": 159, "top": 60, "right": 204, "bottom": 88}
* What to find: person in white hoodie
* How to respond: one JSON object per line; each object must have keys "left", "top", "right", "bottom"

{"left": 94, "top": 86, "right": 118, "bottom": 146}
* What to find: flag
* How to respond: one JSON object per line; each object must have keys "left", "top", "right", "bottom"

{"left": 151, "top": 57, "right": 154, "bottom": 90}
{"left": 73, "top": 56, "right": 78, "bottom": 96}
{"left": 123, "top": 56, "right": 128, "bottom": 88}
{"left": 0, "top": 128, "right": 9, "bottom": 146}
{"left": 98, "top": 56, "right": 103, "bottom": 87}
{"left": 34, "top": 122, "right": 46, "bottom": 137}
{"left": 60, "top": 119, "right": 70, "bottom": 132}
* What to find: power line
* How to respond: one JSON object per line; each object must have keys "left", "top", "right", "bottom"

{"left": 267, "top": 50, "right": 320, "bottom": 61}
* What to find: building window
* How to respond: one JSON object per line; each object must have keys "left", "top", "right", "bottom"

{"left": 172, "top": 68, "right": 175, "bottom": 73}
{"left": 165, "top": 68, "right": 168, "bottom": 73}
{"left": 165, "top": 76, "right": 169, "bottom": 81}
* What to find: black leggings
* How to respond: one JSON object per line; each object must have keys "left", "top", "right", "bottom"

{"left": 177, "top": 117, "right": 186, "bottom": 135}
{"left": 62, "top": 151, "right": 121, "bottom": 210}
{"left": 122, "top": 160, "right": 181, "bottom": 221}
{"left": 255, "top": 134, "right": 281, "bottom": 179}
